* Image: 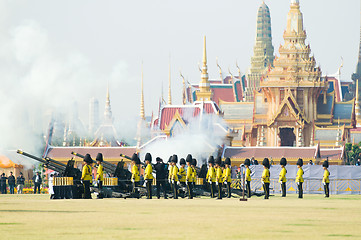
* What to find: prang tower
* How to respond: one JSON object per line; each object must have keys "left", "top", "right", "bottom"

{"left": 246, "top": 1, "right": 275, "bottom": 101}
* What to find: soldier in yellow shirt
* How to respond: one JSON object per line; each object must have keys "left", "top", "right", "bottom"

{"left": 262, "top": 158, "right": 270, "bottom": 199}
{"left": 191, "top": 158, "right": 197, "bottom": 191}
{"left": 206, "top": 156, "right": 216, "bottom": 198}
{"left": 131, "top": 153, "right": 140, "bottom": 194}
{"left": 296, "top": 158, "right": 304, "bottom": 199}
{"left": 244, "top": 159, "right": 252, "bottom": 198}
{"left": 144, "top": 153, "right": 154, "bottom": 199}
{"left": 215, "top": 157, "right": 223, "bottom": 199}
{"left": 171, "top": 155, "right": 179, "bottom": 199}
{"left": 186, "top": 154, "right": 194, "bottom": 199}
{"left": 223, "top": 158, "right": 232, "bottom": 198}
{"left": 81, "top": 154, "right": 93, "bottom": 199}
{"left": 179, "top": 158, "right": 187, "bottom": 185}
{"left": 167, "top": 156, "right": 173, "bottom": 195}
{"left": 322, "top": 160, "right": 330, "bottom": 198}
{"left": 95, "top": 153, "right": 104, "bottom": 199}
{"left": 279, "top": 157, "right": 287, "bottom": 197}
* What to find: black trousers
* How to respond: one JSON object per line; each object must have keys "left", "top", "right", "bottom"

{"left": 1, "top": 185, "right": 6, "bottom": 194}
{"left": 173, "top": 181, "right": 178, "bottom": 199}
{"left": 210, "top": 182, "right": 216, "bottom": 198}
{"left": 146, "top": 180, "right": 152, "bottom": 199}
{"left": 156, "top": 180, "right": 167, "bottom": 199}
{"left": 263, "top": 182, "right": 270, "bottom": 199}
{"left": 297, "top": 182, "right": 303, "bottom": 198}
{"left": 187, "top": 182, "right": 193, "bottom": 199}
{"left": 83, "top": 180, "right": 91, "bottom": 199}
{"left": 217, "top": 183, "right": 222, "bottom": 199}
{"left": 132, "top": 181, "right": 139, "bottom": 194}
{"left": 281, "top": 182, "right": 286, "bottom": 197}
{"left": 246, "top": 180, "right": 251, "bottom": 198}
{"left": 34, "top": 183, "right": 41, "bottom": 194}
{"left": 324, "top": 183, "right": 329, "bottom": 197}
{"left": 225, "top": 182, "right": 231, "bottom": 198}
{"left": 97, "top": 181, "right": 103, "bottom": 199}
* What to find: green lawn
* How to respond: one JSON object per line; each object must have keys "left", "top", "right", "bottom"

{"left": 0, "top": 194, "right": 360, "bottom": 239}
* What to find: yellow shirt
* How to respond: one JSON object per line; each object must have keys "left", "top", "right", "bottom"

{"left": 191, "top": 166, "right": 197, "bottom": 183}
{"left": 323, "top": 169, "right": 330, "bottom": 183}
{"left": 96, "top": 164, "right": 104, "bottom": 181}
{"left": 206, "top": 166, "right": 216, "bottom": 182}
{"left": 168, "top": 165, "right": 173, "bottom": 180}
{"left": 296, "top": 168, "right": 304, "bottom": 183}
{"left": 172, "top": 166, "right": 179, "bottom": 181}
{"left": 179, "top": 167, "right": 186, "bottom": 182}
{"left": 186, "top": 166, "right": 193, "bottom": 182}
{"left": 279, "top": 167, "right": 287, "bottom": 183}
{"left": 262, "top": 168, "right": 270, "bottom": 183}
{"left": 245, "top": 167, "right": 251, "bottom": 182}
{"left": 216, "top": 167, "right": 223, "bottom": 183}
{"left": 131, "top": 165, "right": 140, "bottom": 182}
{"left": 223, "top": 167, "right": 231, "bottom": 183}
{"left": 81, "top": 165, "right": 92, "bottom": 181}
{"left": 144, "top": 164, "right": 154, "bottom": 180}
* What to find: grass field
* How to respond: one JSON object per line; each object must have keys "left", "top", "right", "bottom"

{"left": 0, "top": 194, "right": 360, "bottom": 240}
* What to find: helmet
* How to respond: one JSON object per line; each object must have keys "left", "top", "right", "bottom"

{"left": 171, "top": 154, "right": 178, "bottom": 164}
{"left": 180, "top": 158, "right": 186, "bottom": 165}
{"left": 186, "top": 154, "right": 193, "bottom": 163}
{"left": 322, "top": 160, "right": 329, "bottom": 168}
{"left": 131, "top": 153, "right": 138, "bottom": 162}
{"left": 84, "top": 154, "right": 93, "bottom": 164}
{"left": 297, "top": 158, "right": 303, "bottom": 167}
{"left": 208, "top": 156, "right": 215, "bottom": 165}
{"left": 262, "top": 158, "right": 270, "bottom": 168}
{"left": 244, "top": 158, "right": 251, "bottom": 166}
{"left": 192, "top": 159, "right": 197, "bottom": 166}
{"left": 224, "top": 157, "right": 231, "bottom": 165}
{"left": 280, "top": 157, "right": 287, "bottom": 166}
{"left": 96, "top": 153, "right": 103, "bottom": 162}
{"left": 215, "top": 156, "right": 222, "bottom": 165}
{"left": 145, "top": 153, "right": 152, "bottom": 162}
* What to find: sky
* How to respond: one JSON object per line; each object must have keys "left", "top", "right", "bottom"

{"left": 0, "top": 0, "right": 360, "bottom": 151}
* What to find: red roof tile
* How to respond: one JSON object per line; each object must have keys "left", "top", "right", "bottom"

{"left": 212, "top": 87, "right": 235, "bottom": 105}
{"left": 320, "top": 148, "right": 344, "bottom": 161}
{"left": 45, "top": 146, "right": 137, "bottom": 160}
{"left": 159, "top": 106, "right": 201, "bottom": 130}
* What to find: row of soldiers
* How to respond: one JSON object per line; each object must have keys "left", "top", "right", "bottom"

{"left": 244, "top": 157, "right": 330, "bottom": 199}
{"left": 130, "top": 153, "right": 233, "bottom": 199}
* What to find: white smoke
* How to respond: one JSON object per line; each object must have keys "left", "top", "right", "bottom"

{"left": 0, "top": 20, "right": 137, "bottom": 168}
{"left": 141, "top": 114, "right": 229, "bottom": 165}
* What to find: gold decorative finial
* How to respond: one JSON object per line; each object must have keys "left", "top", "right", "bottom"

{"left": 168, "top": 57, "right": 172, "bottom": 105}
{"left": 180, "top": 71, "right": 187, "bottom": 105}
{"left": 216, "top": 57, "right": 223, "bottom": 80}
{"left": 196, "top": 36, "right": 212, "bottom": 101}
{"left": 140, "top": 63, "right": 145, "bottom": 120}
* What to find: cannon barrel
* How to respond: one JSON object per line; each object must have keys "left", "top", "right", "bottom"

{"left": 71, "top": 151, "right": 116, "bottom": 172}
{"left": 17, "top": 150, "right": 65, "bottom": 173}
{"left": 44, "top": 156, "right": 67, "bottom": 167}
{"left": 120, "top": 153, "right": 132, "bottom": 161}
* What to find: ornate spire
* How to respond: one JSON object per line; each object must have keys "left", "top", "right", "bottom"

{"left": 196, "top": 36, "right": 212, "bottom": 101}
{"left": 140, "top": 64, "right": 145, "bottom": 120}
{"left": 216, "top": 57, "right": 223, "bottom": 81}
{"left": 356, "top": 79, "right": 361, "bottom": 127}
{"left": 104, "top": 83, "right": 112, "bottom": 124}
{"left": 168, "top": 60, "right": 172, "bottom": 105}
{"left": 180, "top": 71, "right": 187, "bottom": 105}
{"left": 286, "top": 0, "right": 304, "bottom": 35}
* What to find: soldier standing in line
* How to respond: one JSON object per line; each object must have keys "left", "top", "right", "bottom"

{"left": 215, "top": 157, "right": 223, "bottom": 199}
{"left": 81, "top": 154, "right": 93, "bottom": 199}
{"left": 191, "top": 158, "right": 197, "bottom": 192}
{"left": 261, "top": 158, "right": 270, "bottom": 199}
{"left": 144, "top": 153, "right": 154, "bottom": 199}
{"left": 279, "top": 157, "right": 287, "bottom": 197}
{"left": 171, "top": 155, "right": 179, "bottom": 199}
{"left": 8, "top": 172, "right": 15, "bottom": 194}
{"left": 223, "top": 158, "right": 232, "bottom": 198}
{"left": 95, "top": 153, "right": 104, "bottom": 199}
{"left": 206, "top": 156, "right": 216, "bottom": 198}
{"left": 186, "top": 155, "right": 194, "bottom": 199}
{"left": 179, "top": 158, "right": 187, "bottom": 188}
{"left": 168, "top": 156, "right": 174, "bottom": 197}
{"left": 296, "top": 158, "right": 304, "bottom": 199}
{"left": 244, "top": 159, "right": 251, "bottom": 198}
{"left": 154, "top": 157, "right": 167, "bottom": 199}
{"left": 322, "top": 160, "right": 330, "bottom": 198}
{"left": 131, "top": 153, "right": 140, "bottom": 194}
{"left": 0, "top": 173, "right": 7, "bottom": 194}
{"left": 16, "top": 172, "right": 25, "bottom": 194}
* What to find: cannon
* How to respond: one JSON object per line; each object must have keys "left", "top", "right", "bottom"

{"left": 17, "top": 150, "right": 83, "bottom": 199}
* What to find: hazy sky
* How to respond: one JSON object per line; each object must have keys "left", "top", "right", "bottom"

{"left": 0, "top": 0, "right": 360, "bottom": 149}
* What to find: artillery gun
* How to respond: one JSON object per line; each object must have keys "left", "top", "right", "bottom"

{"left": 17, "top": 150, "right": 83, "bottom": 199}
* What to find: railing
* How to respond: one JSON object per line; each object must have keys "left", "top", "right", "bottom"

{"left": 231, "top": 178, "right": 361, "bottom": 195}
